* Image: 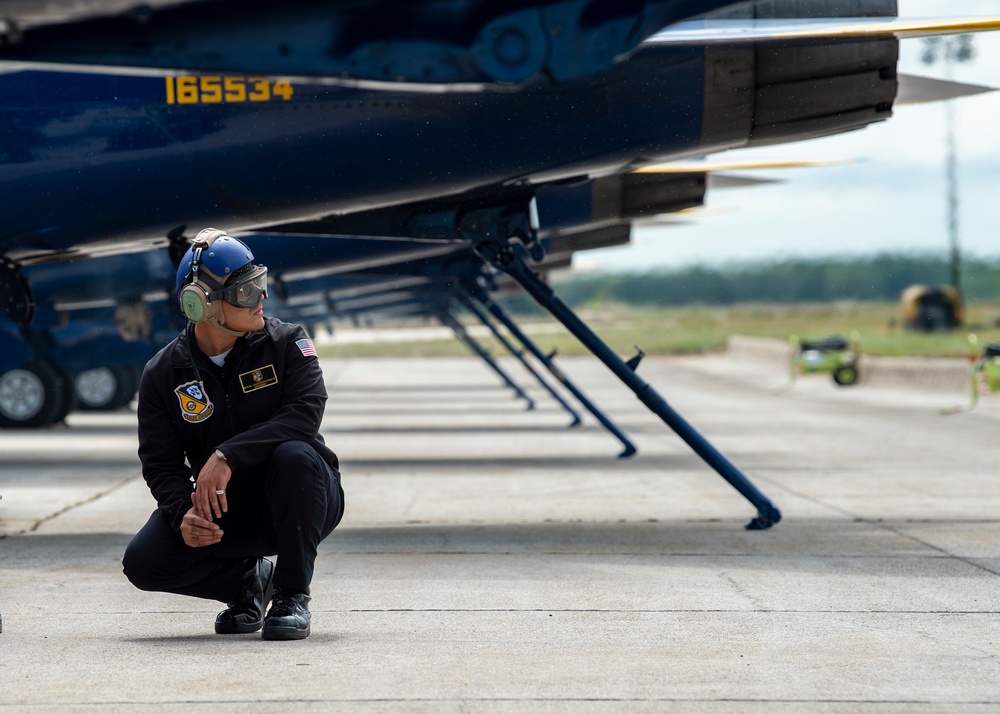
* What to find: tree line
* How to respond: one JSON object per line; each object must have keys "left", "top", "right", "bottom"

{"left": 498, "top": 253, "right": 1000, "bottom": 312}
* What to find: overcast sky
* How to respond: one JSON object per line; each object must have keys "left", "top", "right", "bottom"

{"left": 576, "top": 0, "right": 1000, "bottom": 271}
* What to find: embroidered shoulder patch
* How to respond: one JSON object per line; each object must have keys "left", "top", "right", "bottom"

{"left": 295, "top": 338, "right": 317, "bottom": 357}
{"left": 174, "top": 380, "right": 214, "bottom": 423}
{"left": 239, "top": 364, "right": 279, "bottom": 393}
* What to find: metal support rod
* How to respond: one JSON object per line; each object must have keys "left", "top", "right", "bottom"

{"left": 471, "top": 289, "right": 637, "bottom": 459}
{"left": 438, "top": 310, "right": 535, "bottom": 411}
{"left": 477, "top": 245, "right": 781, "bottom": 529}
{"left": 458, "top": 291, "right": 582, "bottom": 426}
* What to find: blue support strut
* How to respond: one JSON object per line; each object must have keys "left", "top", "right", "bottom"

{"left": 476, "top": 242, "right": 781, "bottom": 530}
{"left": 468, "top": 288, "right": 637, "bottom": 459}
{"left": 459, "top": 291, "right": 583, "bottom": 427}
{"left": 438, "top": 310, "right": 535, "bottom": 410}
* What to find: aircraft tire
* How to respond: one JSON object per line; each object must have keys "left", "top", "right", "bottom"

{"left": 74, "top": 366, "right": 137, "bottom": 411}
{"left": 0, "top": 362, "right": 72, "bottom": 428}
{"left": 74, "top": 367, "right": 117, "bottom": 410}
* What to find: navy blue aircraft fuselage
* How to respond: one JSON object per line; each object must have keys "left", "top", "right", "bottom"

{"left": 1, "top": 44, "right": 711, "bottom": 262}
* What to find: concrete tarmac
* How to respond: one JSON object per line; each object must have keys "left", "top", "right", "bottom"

{"left": 2, "top": 353, "right": 999, "bottom": 712}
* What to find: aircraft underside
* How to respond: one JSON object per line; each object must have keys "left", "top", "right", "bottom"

{"left": 1, "top": 0, "right": 997, "bottom": 529}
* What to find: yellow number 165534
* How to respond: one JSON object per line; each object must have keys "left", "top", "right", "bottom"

{"left": 165, "top": 76, "right": 294, "bottom": 105}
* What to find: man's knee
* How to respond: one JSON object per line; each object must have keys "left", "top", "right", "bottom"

{"left": 267, "top": 441, "right": 330, "bottom": 488}
{"left": 265, "top": 441, "right": 343, "bottom": 530}
{"left": 270, "top": 440, "right": 316, "bottom": 470}
{"left": 122, "top": 511, "right": 187, "bottom": 593}
{"left": 122, "top": 537, "right": 161, "bottom": 592}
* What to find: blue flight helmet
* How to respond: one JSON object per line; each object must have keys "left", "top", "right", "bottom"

{"left": 176, "top": 228, "right": 268, "bottom": 335}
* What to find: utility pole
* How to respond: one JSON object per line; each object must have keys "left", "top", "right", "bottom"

{"left": 921, "top": 35, "right": 976, "bottom": 297}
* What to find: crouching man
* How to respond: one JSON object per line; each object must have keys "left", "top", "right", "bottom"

{"left": 123, "top": 228, "right": 344, "bottom": 640}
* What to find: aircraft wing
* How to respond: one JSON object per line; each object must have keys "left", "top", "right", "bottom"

{"left": 644, "top": 16, "right": 1000, "bottom": 45}
{"left": 895, "top": 73, "right": 995, "bottom": 105}
{"left": 632, "top": 158, "right": 851, "bottom": 174}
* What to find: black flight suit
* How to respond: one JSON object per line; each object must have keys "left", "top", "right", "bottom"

{"left": 123, "top": 317, "right": 344, "bottom": 602}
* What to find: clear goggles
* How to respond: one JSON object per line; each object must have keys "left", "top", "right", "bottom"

{"left": 210, "top": 265, "right": 268, "bottom": 307}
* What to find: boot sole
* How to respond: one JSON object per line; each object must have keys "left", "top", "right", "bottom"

{"left": 215, "top": 620, "right": 263, "bottom": 635}
{"left": 262, "top": 623, "right": 310, "bottom": 640}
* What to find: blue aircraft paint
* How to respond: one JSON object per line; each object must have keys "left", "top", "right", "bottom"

{"left": 22, "top": 251, "right": 176, "bottom": 305}
{"left": 0, "top": 316, "right": 33, "bottom": 373}
{"left": 0, "top": 44, "right": 706, "bottom": 258}
{"left": 0, "top": 37, "right": 709, "bottom": 425}
{"left": 0, "top": 0, "right": 747, "bottom": 86}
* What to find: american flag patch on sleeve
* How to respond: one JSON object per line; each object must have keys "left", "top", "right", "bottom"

{"left": 295, "top": 338, "right": 317, "bottom": 357}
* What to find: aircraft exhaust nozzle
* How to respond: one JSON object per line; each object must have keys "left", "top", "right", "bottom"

{"left": 698, "top": 0, "right": 900, "bottom": 151}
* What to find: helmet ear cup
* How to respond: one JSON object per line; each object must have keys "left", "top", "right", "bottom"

{"left": 179, "top": 283, "right": 210, "bottom": 322}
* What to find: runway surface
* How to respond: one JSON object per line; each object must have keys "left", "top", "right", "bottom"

{"left": 2, "top": 353, "right": 999, "bottom": 712}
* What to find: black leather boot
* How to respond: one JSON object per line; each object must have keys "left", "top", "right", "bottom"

{"left": 262, "top": 587, "right": 311, "bottom": 640}
{"left": 215, "top": 557, "right": 275, "bottom": 634}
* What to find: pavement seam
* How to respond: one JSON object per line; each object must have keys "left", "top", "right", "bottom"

{"left": 759, "top": 474, "right": 1000, "bottom": 577}
{"left": 0, "top": 472, "right": 140, "bottom": 541}
{"left": 7, "top": 697, "right": 998, "bottom": 705}
{"left": 333, "top": 608, "right": 1000, "bottom": 614}
{"left": 29, "top": 608, "right": 1000, "bottom": 615}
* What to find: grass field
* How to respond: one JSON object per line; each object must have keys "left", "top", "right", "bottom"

{"left": 316, "top": 301, "right": 1000, "bottom": 360}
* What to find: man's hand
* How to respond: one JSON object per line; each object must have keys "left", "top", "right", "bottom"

{"left": 194, "top": 453, "right": 232, "bottom": 520}
{"left": 181, "top": 498, "right": 223, "bottom": 548}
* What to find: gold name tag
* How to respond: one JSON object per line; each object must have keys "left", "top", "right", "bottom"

{"left": 239, "top": 364, "right": 278, "bottom": 393}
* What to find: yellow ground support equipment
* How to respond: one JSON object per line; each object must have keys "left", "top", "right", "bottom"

{"left": 778, "top": 332, "right": 861, "bottom": 393}
{"left": 941, "top": 334, "right": 1000, "bottom": 414}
